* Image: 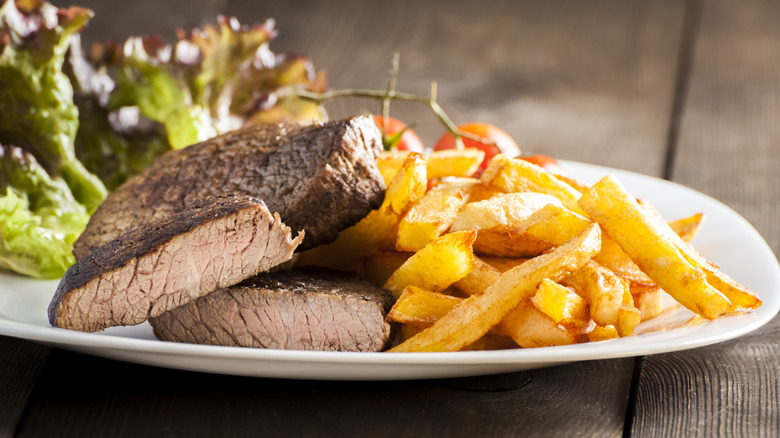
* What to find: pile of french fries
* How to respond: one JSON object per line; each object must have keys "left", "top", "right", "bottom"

{"left": 296, "top": 149, "right": 762, "bottom": 352}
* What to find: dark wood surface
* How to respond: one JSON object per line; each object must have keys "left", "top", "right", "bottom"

{"left": 1, "top": 0, "right": 778, "bottom": 436}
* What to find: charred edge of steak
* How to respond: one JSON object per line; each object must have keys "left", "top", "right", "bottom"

{"left": 49, "top": 195, "right": 304, "bottom": 331}
{"left": 149, "top": 268, "right": 395, "bottom": 352}
{"left": 73, "top": 115, "right": 385, "bottom": 258}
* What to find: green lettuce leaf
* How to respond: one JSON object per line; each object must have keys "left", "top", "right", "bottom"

{"left": 0, "top": 0, "right": 106, "bottom": 212}
{"left": 0, "top": 144, "right": 88, "bottom": 278}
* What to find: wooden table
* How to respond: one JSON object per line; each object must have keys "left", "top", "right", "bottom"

{"left": 2, "top": 0, "right": 779, "bottom": 436}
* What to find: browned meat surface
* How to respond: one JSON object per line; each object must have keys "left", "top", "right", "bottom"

{"left": 73, "top": 115, "right": 384, "bottom": 258}
{"left": 49, "top": 195, "right": 303, "bottom": 332}
{"left": 149, "top": 268, "right": 394, "bottom": 352}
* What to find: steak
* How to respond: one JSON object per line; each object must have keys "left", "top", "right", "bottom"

{"left": 49, "top": 195, "right": 303, "bottom": 332}
{"left": 73, "top": 115, "right": 385, "bottom": 258}
{"left": 149, "top": 268, "right": 395, "bottom": 352}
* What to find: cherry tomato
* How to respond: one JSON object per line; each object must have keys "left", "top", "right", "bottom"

{"left": 520, "top": 154, "right": 566, "bottom": 176}
{"left": 373, "top": 115, "right": 425, "bottom": 153}
{"left": 432, "top": 122, "right": 520, "bottom": 170}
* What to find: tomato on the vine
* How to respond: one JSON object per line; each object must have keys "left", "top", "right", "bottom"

{"left": 432, "top": 122, "right": 520, "bottom": 170}
{"left": 373, "top": 115, "right": 425, "bottom": 153}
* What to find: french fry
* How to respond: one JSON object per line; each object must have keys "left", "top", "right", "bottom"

{"left": 593, "top": 236, "right": 654, "bottom": 286}
{"left": 481, "top": 154, "right": 586, "bottom": 215}
{"left": 637, "top": 200, "right": 762, "bottom": 311}
{"left": 296, "top": 153, "right": 427, "bottom": 269}
{"left": 587, "top": 324, "right": 619, "bottom": 342}
{"left": 396, "top": 178, "right": 479, "bottom": 252}
{"left": 616, "top": 285, "right": 642, "bottom": 336}
{"left": 480, "top": 256, "right": 528, "bottom": 273}
{"left": 522, "top": 204, "right": 592, "bottom": 245}
{"left": 361, "top": 251, "right": 413, "bottom": 286}
{"left": 497, "top": 300, "right": 580, "bottom": 348}
{"left": 453, "top": 256, "right": 501, "bottom": 296}
{"left": 531, "top": 278, "right": 589, "bottom": 328}
{"left": 630, "top": 284, "right": 667, "bottom": 321}
{"left": 578, "top": 175, "right": 732, "bottom": 319}
{"left": 383, "top": 231, "right": 477, "bottom": 299}
{"left": 450, "top": 192, "right": 563, "bottom": 233}
{"left": 427, "top": 149, "right": 485, "bottom": 180}
{"left": 389, "top": 224, "right": 601, "bottom": 352}
{"left": 473, "top": 231, "right": 550, "bottom": 258}
{"left": 387, "top": 286, "right": 462, "bottom": 327}
{"left": 377, "top": 149, "right": 486, "bottom": 183}
{"left": 668, "top": 212, "right": 704, "bottom": 243}
{"left": 561, "top": 260, "right": 625, "bottom": 328}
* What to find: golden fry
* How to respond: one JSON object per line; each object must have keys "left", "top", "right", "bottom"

{"left": 383, "top": 231, "right": 477, "bottom": 299}
{"left": 387, "top": 286, "right": 462, "bottom": 327}
{"left": 389, "top": 224, "right": 601, "bottom": 352}
{"left": 481, "top": 154, "right": 586, "bottom": 215}
{"left": 562, "top": 260, "right": 625, "bottom": 328}
{"left": 498, "top": 300, "right": 580, "bottom": 348}
{"left": 532, "top": 278, "right": 589, "bottom": 328}
{"left": 452, "top": 256, "right": 502, "bottom": 296}
{"left": 578, "top": 175, "right": 732, "bottom": 319}
{"left": 397, "top": 178, "right": 478, "bottom": 252}
{"left": 361, "top": 251, "right": 413, "bottom": 286}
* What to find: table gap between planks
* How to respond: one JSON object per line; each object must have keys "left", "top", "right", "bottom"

{"left": 0, "top": 0, "right": 776, "bottom": 437}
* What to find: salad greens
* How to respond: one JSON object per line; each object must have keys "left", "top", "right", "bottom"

{"left": 0, "top": 0, "right": 326, "bottom": 278}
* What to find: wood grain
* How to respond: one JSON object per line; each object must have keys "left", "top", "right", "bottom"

{"left": 631, "top": 0, "right": 780, "bottom": 436}
{"left": 16, "top": 350, "right": 634, "bottom": 438}
{"left": 0, "top": 338, "right": 49, "bottom": 438}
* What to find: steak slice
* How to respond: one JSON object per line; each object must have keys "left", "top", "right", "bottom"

{"left": 73, "top": 115, "right": 384, "bottom": 258}
{"left": 49, "top": 195, "right": 303, "bottom": 332}
{"left": 149, "top": 268, "right": 395, "bottom": 352}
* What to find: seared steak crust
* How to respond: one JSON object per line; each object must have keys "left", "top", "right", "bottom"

{"left": 150, "top": 268, "right": 394, "bottom": 352}
{"left": 73, "top": 115, "right": 384, "bottom": 258}
{"left": 49, "top": 195, "right": 303, "bottom": 332}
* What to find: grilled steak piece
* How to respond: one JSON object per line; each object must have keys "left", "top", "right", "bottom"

{"left": 49, "top": 195, "right": 303, "bottom": 332}
{"left": 149, "top": 268, "right": 395, "bottom": 352}
{"left": 73, "top": 115, "right": 385, "bottom": 258}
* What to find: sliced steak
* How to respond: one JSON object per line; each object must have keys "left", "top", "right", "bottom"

{"left": 49, "top": 195, "right": 303, "bottom": 332}
{"left": 149, "top": 268, "right": 394, "bottom": 352}
{"left": 73, "top": 115, "right": 385, "bottom": 258}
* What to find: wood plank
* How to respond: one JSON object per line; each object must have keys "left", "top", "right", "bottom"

{"left": 630, "top": 0, "right": 780, "bottom": 436}
{"left": 223, "top": 0, "right": 686, "bottom": 174}
{"left": 17, "top": 349, "right": 634, "bottom": 438}
{"left": 0, "top": 337, "right": 49, "bottom": 438}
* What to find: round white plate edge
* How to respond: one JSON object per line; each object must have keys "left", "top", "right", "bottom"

{"left": 0, "top": 160, "right": 778, "bottom": 380}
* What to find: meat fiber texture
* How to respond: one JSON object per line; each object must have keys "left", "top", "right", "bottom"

{"left": 73, "top": 115, "right": 385, "bottom": 258}
{"left": 150, "top": 268, "right": 394, "bottom": 352}
{"left": 49, "top": 195, "right": 303, "bottom": 332}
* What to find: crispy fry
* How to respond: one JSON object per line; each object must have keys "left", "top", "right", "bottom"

{"left": 630, "top": 284, "right": 667, "bottom": 321}
{"left": 498, "top": 300, "right": 580, "bottom": 348}
{"left": 578, "top": 175, "right": 732, "bottom": 319}
{"left": 473, "top": 230, "right": 551, "bottom": 258}
{"left": 397, "top": 178, "right": 478, "bottom": 252}
{"left": 296, "top": 153, "right": 427, "bottom": 269}
{"left": 387, "top": 286, "right": 462, "bottom": 327}
{"left": 377, "top": 149, "right": 486, "bottom": 183}
{"left": 532, "top": 279, "right": 589, "bottom": 328}
{"left": 562, "top": 260, "right": 625, "bottom": 327}
{"left": 616, "top": 285, "right": 642, "bottom": 336}
{"left": 383, "top": 231, "right": 477, "bottom": 299}
{"left": 522, "top": 204, "right": 592, "bottom": 245}
{"left": 389, "top": 224, "right": 601, "bottom": 352}
{"left": 450, "top": 192, "right": 563, "bottom": 233}
{"left": 587, "top": 324, "right": 619, "bottom": 342}
{"left": 427, "top": 149, "right": 485, "bottom": 179}
{"left": 452, "top": 256, "right": 501, "bottom": 296}
{"left": 637, "top": 200, "right": 762, "bottom": 311}
{"left": 481, "top": 154, "right": 586, "bottom": 215}
{"left": 480, "top": 256, "right": 529, "bottom": 273}
{"left": 668, "top": 212, "right": 704, "bottom": 243}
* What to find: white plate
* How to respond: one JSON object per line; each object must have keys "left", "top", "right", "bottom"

{"left": 1, "top": 161, "right": 778, "bottom": 381}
